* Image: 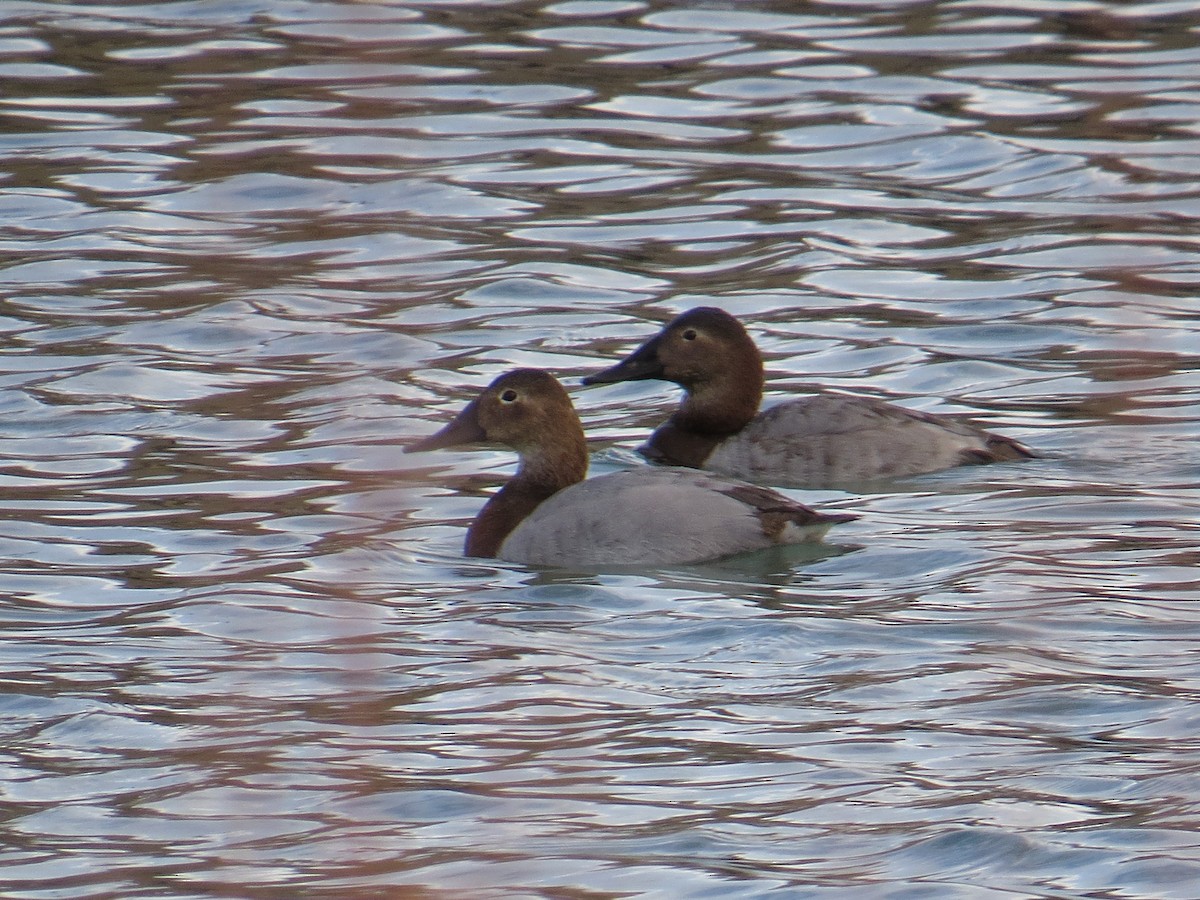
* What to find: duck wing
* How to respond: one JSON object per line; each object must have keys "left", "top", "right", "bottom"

{"left": 704, "top": 393, "right": 1034, "bottom": 486}
{"left": 500, "top": 467, "right": 853, "bottom": 567}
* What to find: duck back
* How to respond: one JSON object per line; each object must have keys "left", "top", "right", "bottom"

{"left": 699, "top": 393, "right": 1034, "bottom": 487}
{"left": 499, "top": 466, "right": 851, "bottom": 567}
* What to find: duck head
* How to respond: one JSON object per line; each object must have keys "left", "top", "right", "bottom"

{"left": 583, "top": 307, "right": 764, "bottom": 434}
{"left": 584, "top": 307, "right": 763, "bottom": 391}
{"left": 405, "top": 368, "right": 588, "bottom": 487}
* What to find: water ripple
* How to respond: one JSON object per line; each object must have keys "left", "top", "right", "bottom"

{"left": 1, "top": 0, "right": 1199, "bottom": 897}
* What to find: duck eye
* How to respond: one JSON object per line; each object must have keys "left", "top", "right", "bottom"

{"left": 682, "top": 329, "right": 698, "bottom": 341}
{"left": 500, "top": 389, "right": 518, "bottom": 403}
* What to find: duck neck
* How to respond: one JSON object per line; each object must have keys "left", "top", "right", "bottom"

{"left": 465, "top": 430, "right": 588, "bottom": 558}
{"left": 673, "top": 369, "right": 762, "bottom": 437}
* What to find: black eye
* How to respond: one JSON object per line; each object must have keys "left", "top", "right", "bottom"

{"left": 500, "top": 389, "right": 518, "bottom": 403}
{"left": 682, "top": 329, "right": 697, "bottom": 341}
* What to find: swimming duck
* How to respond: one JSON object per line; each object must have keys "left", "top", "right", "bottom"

{"left": 583, "top": 307, "right": 1035, "bottom": 487}
{"left": 405, "top": 368, "right": 855, "bottom": 567}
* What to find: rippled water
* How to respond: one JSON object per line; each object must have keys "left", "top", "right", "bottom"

{"left": 2, "top": 1, "right": 1199, "bottom": 897}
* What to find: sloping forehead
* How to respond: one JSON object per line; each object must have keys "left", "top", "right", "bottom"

{"left": 669, "top": 307, "right": 745, "bottom": 339}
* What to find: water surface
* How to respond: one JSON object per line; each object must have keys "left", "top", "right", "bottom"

{"left": 1, "top": 1, "right": 1199, "bottom": 897}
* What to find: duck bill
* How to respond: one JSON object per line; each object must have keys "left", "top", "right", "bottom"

{"left": 405, "top": 398, "right": 486, "bottom": 453}
{"left": 582, "top": 334, "right": 664, "bottom": 385}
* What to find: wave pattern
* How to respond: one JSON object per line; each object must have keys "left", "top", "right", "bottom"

{"left": 0, "top": 1, "right": 1198, "bottom": 897}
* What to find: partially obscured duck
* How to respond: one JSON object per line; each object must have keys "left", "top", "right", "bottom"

{"left": 583, "top": 307, "right": 1035, "bottom": 487}
{"left": 405, "top": 368, "right": 855, "bottom": 567}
